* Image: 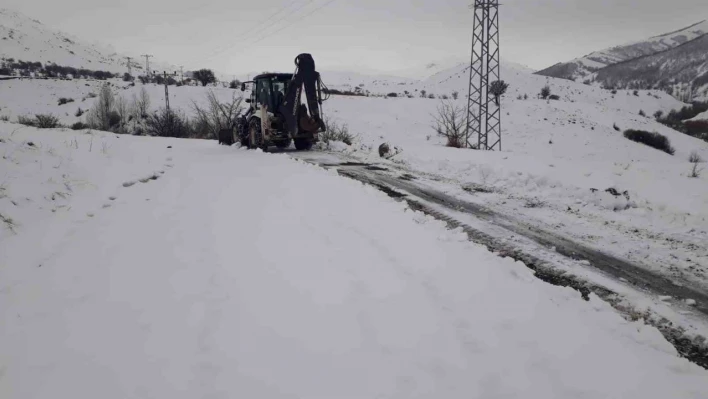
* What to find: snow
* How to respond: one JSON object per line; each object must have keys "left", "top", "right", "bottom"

{"left": 2, "top": 124, "right": 708, "bottom": 398}
{"left": 316, "top": 79, "right": 708, "bottom": 292}
{"left": 690, "top": 109, "right": 708, "bottom": 121}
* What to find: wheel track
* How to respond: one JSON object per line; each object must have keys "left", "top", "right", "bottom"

{"left": 309, "top": 160, "right": 708, "bottom": 370}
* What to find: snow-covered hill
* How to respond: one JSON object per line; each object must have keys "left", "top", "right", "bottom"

{"left": 0, "top": 8, "right": 175, "bottom": 75}
{"left": 591, "top": 34, "right": 708, "bottom": 98}
{"left": 536, "top": 20, "right": 708, "bottom": 83}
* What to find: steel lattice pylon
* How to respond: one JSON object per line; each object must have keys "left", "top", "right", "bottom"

{"left": 465, "top": 0, "right": 501, "bottom": 151}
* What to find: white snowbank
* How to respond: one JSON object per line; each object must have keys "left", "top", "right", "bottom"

{"left": 1, "top": 126, "right": 707, "bottom": 398}
{"left": 691, "top": 109, "right": 708, "bottom": 121}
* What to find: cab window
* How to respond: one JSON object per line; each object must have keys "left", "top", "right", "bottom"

{"left": 255, "top": 79, "right": 270, "bottom": 110}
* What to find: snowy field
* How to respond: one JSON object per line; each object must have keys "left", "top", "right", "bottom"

{"left": 2, "top": 65, "right": 708, "bottom": 291}
{"left": 2, "top": 124, "right": 708, "bottom": 398}
{"left": 314, "top": 64, "right": 708, "bottom": 289}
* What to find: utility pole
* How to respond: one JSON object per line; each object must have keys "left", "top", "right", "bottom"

{"left": 179, "top": 66, "right": 184, "bottom": 84}
{"left": 141, "top": 54, "right": 153, "bottom": 77}
{"left": 465, "top": 0, "right": 501, "bottom": 151}
{"left": 164, "top": 71, "right": 170, "bottom": 111}
{"left": 125, "top": 56, "right": 132, "bottom": 76}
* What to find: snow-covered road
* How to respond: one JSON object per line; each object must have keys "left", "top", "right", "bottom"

{"left": 2, "top": 129, "right": 708, "bottom": 398}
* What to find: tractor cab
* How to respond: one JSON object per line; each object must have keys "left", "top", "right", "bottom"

{"left": 242, "top": 73, "right": 293, "bottom": 112}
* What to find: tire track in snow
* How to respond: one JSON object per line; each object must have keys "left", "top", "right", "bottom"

{"left": 298, "top": 157, "right": 708, "bottom": 370}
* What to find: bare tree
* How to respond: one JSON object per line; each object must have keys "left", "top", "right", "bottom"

{"left": 432, "top": 100, "right": 466, "bottom": 148}
{"left": 191, "top": 90, "right": 244, "bottom": 139}
{"left": 115, "top": 96, "right": 129, "bottom": 133}
{"left": 540, "top": 85, "right": 551, "bottom": 100}
{"left": 131, "top": 87, "right": 151, "bottom": 119}
{"left": 86, "top": 84, "right": 115, "bottom": 131}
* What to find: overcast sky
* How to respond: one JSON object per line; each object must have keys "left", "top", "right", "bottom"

{"left": 4, "top": 0, "right": 708, "bottom": 76}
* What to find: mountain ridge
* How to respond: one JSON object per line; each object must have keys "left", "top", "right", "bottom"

{"left": 536, "top": 19, "right": 708, "bottom": 82}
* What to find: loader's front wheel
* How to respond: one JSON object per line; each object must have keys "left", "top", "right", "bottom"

{"left": 248, "top": 119, "right": 265, "bottom": 151}
{"left": 294, "top": 138, "right": 313, "bottom": 151}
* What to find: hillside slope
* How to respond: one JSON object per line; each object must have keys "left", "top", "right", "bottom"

{"left": 592, "top": 34, "right": 708, "bottom": 98}
{"left": 0, "top": 8, "right": 174, "bottom": 74}
{"left": 536, "top": 20, "right": 708, "bottom": 82}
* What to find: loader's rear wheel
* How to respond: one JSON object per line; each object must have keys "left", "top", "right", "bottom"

{"left": 275, "top": 139, "right": 292, "bottom": 149}
{"left": 294, "top": 138, "right": 313, "bottom": 151}
{"left": 248, "top": 119, "right": 265, "bottom": 151}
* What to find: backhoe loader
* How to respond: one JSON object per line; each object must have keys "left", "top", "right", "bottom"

{"left": 231, "top": 53, "right": 328, "bottom": 151}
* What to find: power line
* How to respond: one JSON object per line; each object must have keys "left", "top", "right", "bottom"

{"left": 197, "top": 0, "right": 322, "bottom": 66}
{"left": 240, "top": 0, "right": 342, "bottom": 52}
{"left": 231, "top": 0, "right": 319, "bottom": 44}
{"left": 188, "top": 0, "right": 309, "bottom": 67}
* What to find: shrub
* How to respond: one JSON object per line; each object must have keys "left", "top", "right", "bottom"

{"left": 191, "top": 90, "right": 243, "bottom": 139}
{"left": 523, "top": 94, "right": 528, "bottom": 100}
{"left": 0, "top": 115, "right": 9, "bottom": 122}
{"left": 623, "top": 129, "right": 675, "bottom": 155}
{"left": 58, "top": 97, "right": 74, "bottom": 106}
{"left": 432, "top": 100, "right": 466, "bottom": 148}
{"left": 75, "top": 108, "right": 84, "bottom": 117}
{"left": 123, "top": 73, "right": 133, "bottom": 82}
{"left": 17, "top": 115, "right": 36, "bottom": 126}
{"left": 145, "top": 108, "right": 189, "bottom": 138}
{"left": 690, "top": 163, "right": 702, "bottom": 178}
{"left": 611, "top": 89, "right": 618, "bottom": 95}
{"left": 71, "top": 121, "right": 88, "bottom": 130}
{"left": 633, "top": 90, "right": 639, "bottom": 96}
{"left": 322, "top": 117, "right": 355, "bottom": 145}
{"left": 166, "top": 76, "right": 177, "bottom": 86}
{"left": 441, "top": 94, "right": 449, "bottom": 100}
{"left": 138, "top": 75, "right": 149, "bottom": 84}
{"left": 549, "top": 94, "right": 560, "bottom": 101}
{"left": 653, "top": 110, "right": 663, "bottom": 119}
{"left": 689, "top": 151, "right": 704, "bottom": 163}
{"left": 540, "top": 85, "right": 551, "bottom": 99}
{"left": 613, "top": 123, "right": 620, "bottom": 131}
{"left": 420, "top": 90, "right": 427, "bottom": 98}
{"left": 639, "top": 109, "right": 646, "bottom": 117}
{"left": 452, "top": 91, "right": 459, "bottom": 100}
{"left": 428, "top": 93, "right": 436, "bottom": 99}
{"left": 387, "top": 92, "right": 398, "bottom": 98}
{"left": 229, "top": 79, "right": 240, "bottom": 89}
{"left": 34, "top": 114, "right": 60, "bottom": 129}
